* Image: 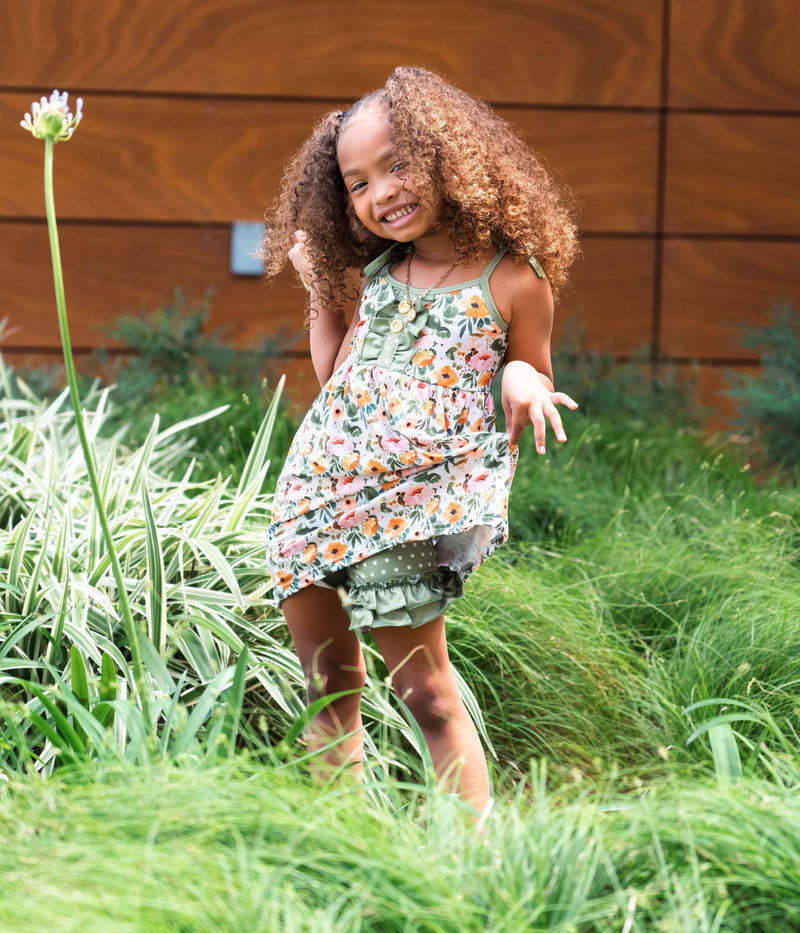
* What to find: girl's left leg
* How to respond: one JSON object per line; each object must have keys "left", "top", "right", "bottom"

{"left": 371, "top": 617, "right": 490, "bottom": 812}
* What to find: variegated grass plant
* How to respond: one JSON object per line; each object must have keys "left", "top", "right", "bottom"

{"left": 8, "top": 90, "right": 492, "bottom": 782}
{"left": 0, "top": 350, "right": 493, "bottom": 782}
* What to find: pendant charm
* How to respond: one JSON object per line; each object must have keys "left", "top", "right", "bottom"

{"left": 398, "top": 299, "right": 414, "bottom": 316}
{"left": 390, "top": 319, "right": 404, "bottom": 333}
{"left": 406, "top": 307, "right": 417, "bottom": 322}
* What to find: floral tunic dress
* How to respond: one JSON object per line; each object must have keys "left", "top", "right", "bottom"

{"left": 268, "top": 245, "right": 533, "bottom": 626}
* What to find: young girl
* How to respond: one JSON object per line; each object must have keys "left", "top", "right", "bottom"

{"left": 263, "top": 66, "right": 578, "bottom": 813}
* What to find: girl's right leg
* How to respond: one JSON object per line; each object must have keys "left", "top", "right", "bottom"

{"left": 281, "top": 584, "right": 367, "bottom": 779}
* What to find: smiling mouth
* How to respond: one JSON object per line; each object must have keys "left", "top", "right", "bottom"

{"left": 383, "top": 204, "right": 417, "bottom": 223}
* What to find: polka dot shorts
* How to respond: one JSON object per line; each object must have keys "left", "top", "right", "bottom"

{"left": 324, "top": 539, "right": 462, "bottom": 630}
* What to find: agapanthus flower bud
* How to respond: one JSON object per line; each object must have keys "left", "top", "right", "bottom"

{"left": 20, "top": 89, "right": 83, "bottom": 142}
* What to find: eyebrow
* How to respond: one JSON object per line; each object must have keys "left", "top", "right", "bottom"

{"left": 341, "top": 147, "right": 395, "bottom": 180}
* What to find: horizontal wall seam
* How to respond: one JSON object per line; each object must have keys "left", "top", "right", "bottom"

{"left": 3, "top": 85, "right": 799, "bottom": 118}
{"left": 4, "top": 219, "right": 799, "bottom": 242}
{"left": 0, "top": 346, "right": 762, "bottom": 368}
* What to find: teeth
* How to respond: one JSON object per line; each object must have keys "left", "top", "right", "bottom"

{"left": 385, "top": 205, "right": 414, "bottom": 222}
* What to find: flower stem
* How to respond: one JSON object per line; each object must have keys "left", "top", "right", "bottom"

{"left": 43, "top": 137, "right": 152, "bottom": 730}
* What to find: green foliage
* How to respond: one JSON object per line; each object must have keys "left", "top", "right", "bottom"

{"left": 553, "top": 324, "right": 701, "bottom": 424}
{"left": 727, "top": 301, "right": 800, "bottom": 473}
{"left": 3, "top": 315, "right": 800, "bottom": 928}
{"left": 0, "top": 357, "right": 445, "bottom": 782}
{"left": 93, "top": 295, "right": 301, "bottom": 483}
{"left": 3, "top": 759, "right": 800, "bottom": 931}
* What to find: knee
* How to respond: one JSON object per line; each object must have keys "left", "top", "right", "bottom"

{"left": 304, "top": 647, "right": 366, "bottom": 699}
{"left": 391, "top": 672, "right": 461, "bottom": 734}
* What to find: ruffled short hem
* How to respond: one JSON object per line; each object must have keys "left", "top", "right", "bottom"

{"left": 342, "top": 568, "right": 463, "bottom": 631}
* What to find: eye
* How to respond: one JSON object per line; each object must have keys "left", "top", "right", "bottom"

{"left": 390, "top": 161, "right": 405, "bottom": 174}
{"left": 349, "top": 180, "right": 367, "bottom": 193}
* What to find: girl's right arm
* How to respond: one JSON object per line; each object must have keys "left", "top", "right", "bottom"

{"left": 288, "top": 231, "right": 360, "bottom": 387}
{"left": 309, "top": 297, "right": 360, "bottom": 387}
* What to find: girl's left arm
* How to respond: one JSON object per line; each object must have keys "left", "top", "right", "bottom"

{"left": 501, "top": 266, "right": 578, "bottom": 453}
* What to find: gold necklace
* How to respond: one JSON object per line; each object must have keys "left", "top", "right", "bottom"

{"left": 397, "top": 249, "right": 459, "bottom": 322}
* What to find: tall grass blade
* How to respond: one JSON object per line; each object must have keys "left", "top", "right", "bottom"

{"left": 170, "top": 666, "right": 236, "bottom": 757}
{"left": 141, "top": 477, "right": 166, "bottom": 654}
{"left": 236, "top": 375, "right": 284, "bottom": 495}
{"left": 708, "top": 722, "right": 742, "bottom": 785}
{"left": 213, "top": 647, "right": 249, "bottom": 760}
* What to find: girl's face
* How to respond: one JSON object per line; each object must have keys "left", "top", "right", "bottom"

{"left": 337, "top": 105, "right": 442, "bottom": 245}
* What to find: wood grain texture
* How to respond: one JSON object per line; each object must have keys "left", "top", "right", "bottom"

{"left": 660, "top": 239, "right": 800, "bottom": 359}
{"left": 556, "top": 237, "right": 656, "bottom": 354}
{"left": 0, "top": 223, "right": 308, "bottom": 352}
{"left": 0, "top": 221, "right": 654, "bottom": 356}
{"left": 0, "top": 0, "right": 663, "bottom": 106}
{"left": 1, "top": 94, "right": 328, "bottom": 222}
{"left": 504, "top": 109, "right": 659, "bottom": 233}
{"left": 2, "top": 93, "right": 657, "bottom": 233}
{"left": 664, "top": 114, "right": 800, "bottom": 234}
{"left": 669, "top": 0, "right": 800, "bottom": 110}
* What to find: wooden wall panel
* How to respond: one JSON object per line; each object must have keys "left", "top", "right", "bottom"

{"left": 2, "top": 94, "right": 657, "bottom": 235}
{"left": 2, "top": 0, "right": 798, "bottom": 428}
{"left": 660, "top": 239, "right": 800, "bottom": 359}
{"left": 669, "top": 0, "right": 800, "bottom": 110}
{"left": 664, "top": 114, "right": 800, "bottom": 234}
{"left": 0, "top": 223, "right": 306, "bottom": 352}
{"left": 0, "top": 223, "right": 655, "bottom": 359}
{"left": 0, "top": 0, "right": 664, "bottom": 107}
{"left": 505, "top": 110, "right": 660, "bottom": 233}
{"left": 556, "top": 238, "right": 656, "bottom": 354}
{"left": 0, "top": 94, "right": 328, "bottom": 222}
{"left": 677, "top": 364, "right": 760, "bottom": 432}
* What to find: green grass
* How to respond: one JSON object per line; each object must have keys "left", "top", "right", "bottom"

{"left": 2, "top": 759, "right": 800, "bottom": 932}
{"left": 2, "top": 353, "right": 800, "bottom": 930}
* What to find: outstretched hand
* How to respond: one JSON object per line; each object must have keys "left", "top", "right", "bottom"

{"left": 501, "top": 360, "right": 578, "bottom": 453}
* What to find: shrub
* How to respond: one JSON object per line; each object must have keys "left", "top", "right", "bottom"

{"left": 727, "top": 301, "right": 800, "bottom": 475}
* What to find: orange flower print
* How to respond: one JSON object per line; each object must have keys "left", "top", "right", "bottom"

{"left": 425, "top": 497, "right": 441, "bottom": 515}
{"left": 413, "top": 349, "right": 436, "bottom": 367}
{"left": 386, "top": 517, "right": 407, "bottom": 539}
{"left": 342, "top": 451, "right": 360, "bottom": 470}
{"left": 477, "top": 371, "right": 493, "bottom": 387}
{"left": 296, "top": 497, "right": 311, "bottom": 515}
{"left": 445, "top": 501, "right": 465, "bottom": 523}
{"left": 302, "top": 543, "right": 318, "bottom": 564}
{"left": 273, "top": 569, "right": 294, "bottom": 590}
{"left": 325, "top": 541, "right": 349, "bottom": 563}
{"left": 422, "top": 399, "right": 436, "bottom": 416}
{"left": 363, "top": 516, "right": 380, "bottom": 537}
{"left": 366, "top": 458, "right": 387, "bottom": 475}
{"left": 458, "top": 407, "right": 469, "bottom": 425}
{"left": 434, "top": 366, "right": 458, "bottom": 388}
{"left": 465, "top": 296, "right": 490, "bottom": 319}
{"left": 354, "top": 387, "right": 372, "bottom": 407}
{"left": 310, "top": 454, "right": 328, "bottom": 475}
{"left": 399, "top": 449, "right": 418, "bottom": 465}
{"left": 387, "top": 395, "right": 403, "bottom": 416}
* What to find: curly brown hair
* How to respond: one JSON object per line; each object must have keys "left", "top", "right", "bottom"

{"left": 262, "top": 66, "right": 579, "bottom": 316}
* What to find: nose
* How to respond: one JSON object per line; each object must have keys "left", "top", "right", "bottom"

{"left": 373, "top": 174, "right": 398, "bottom": 204}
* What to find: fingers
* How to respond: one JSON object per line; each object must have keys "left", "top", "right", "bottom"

{"left": 507, "top": 393, "right": 575, "bottom": 454}
{"left": 552, "top": 391, "right": 579, "bottom": 410}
